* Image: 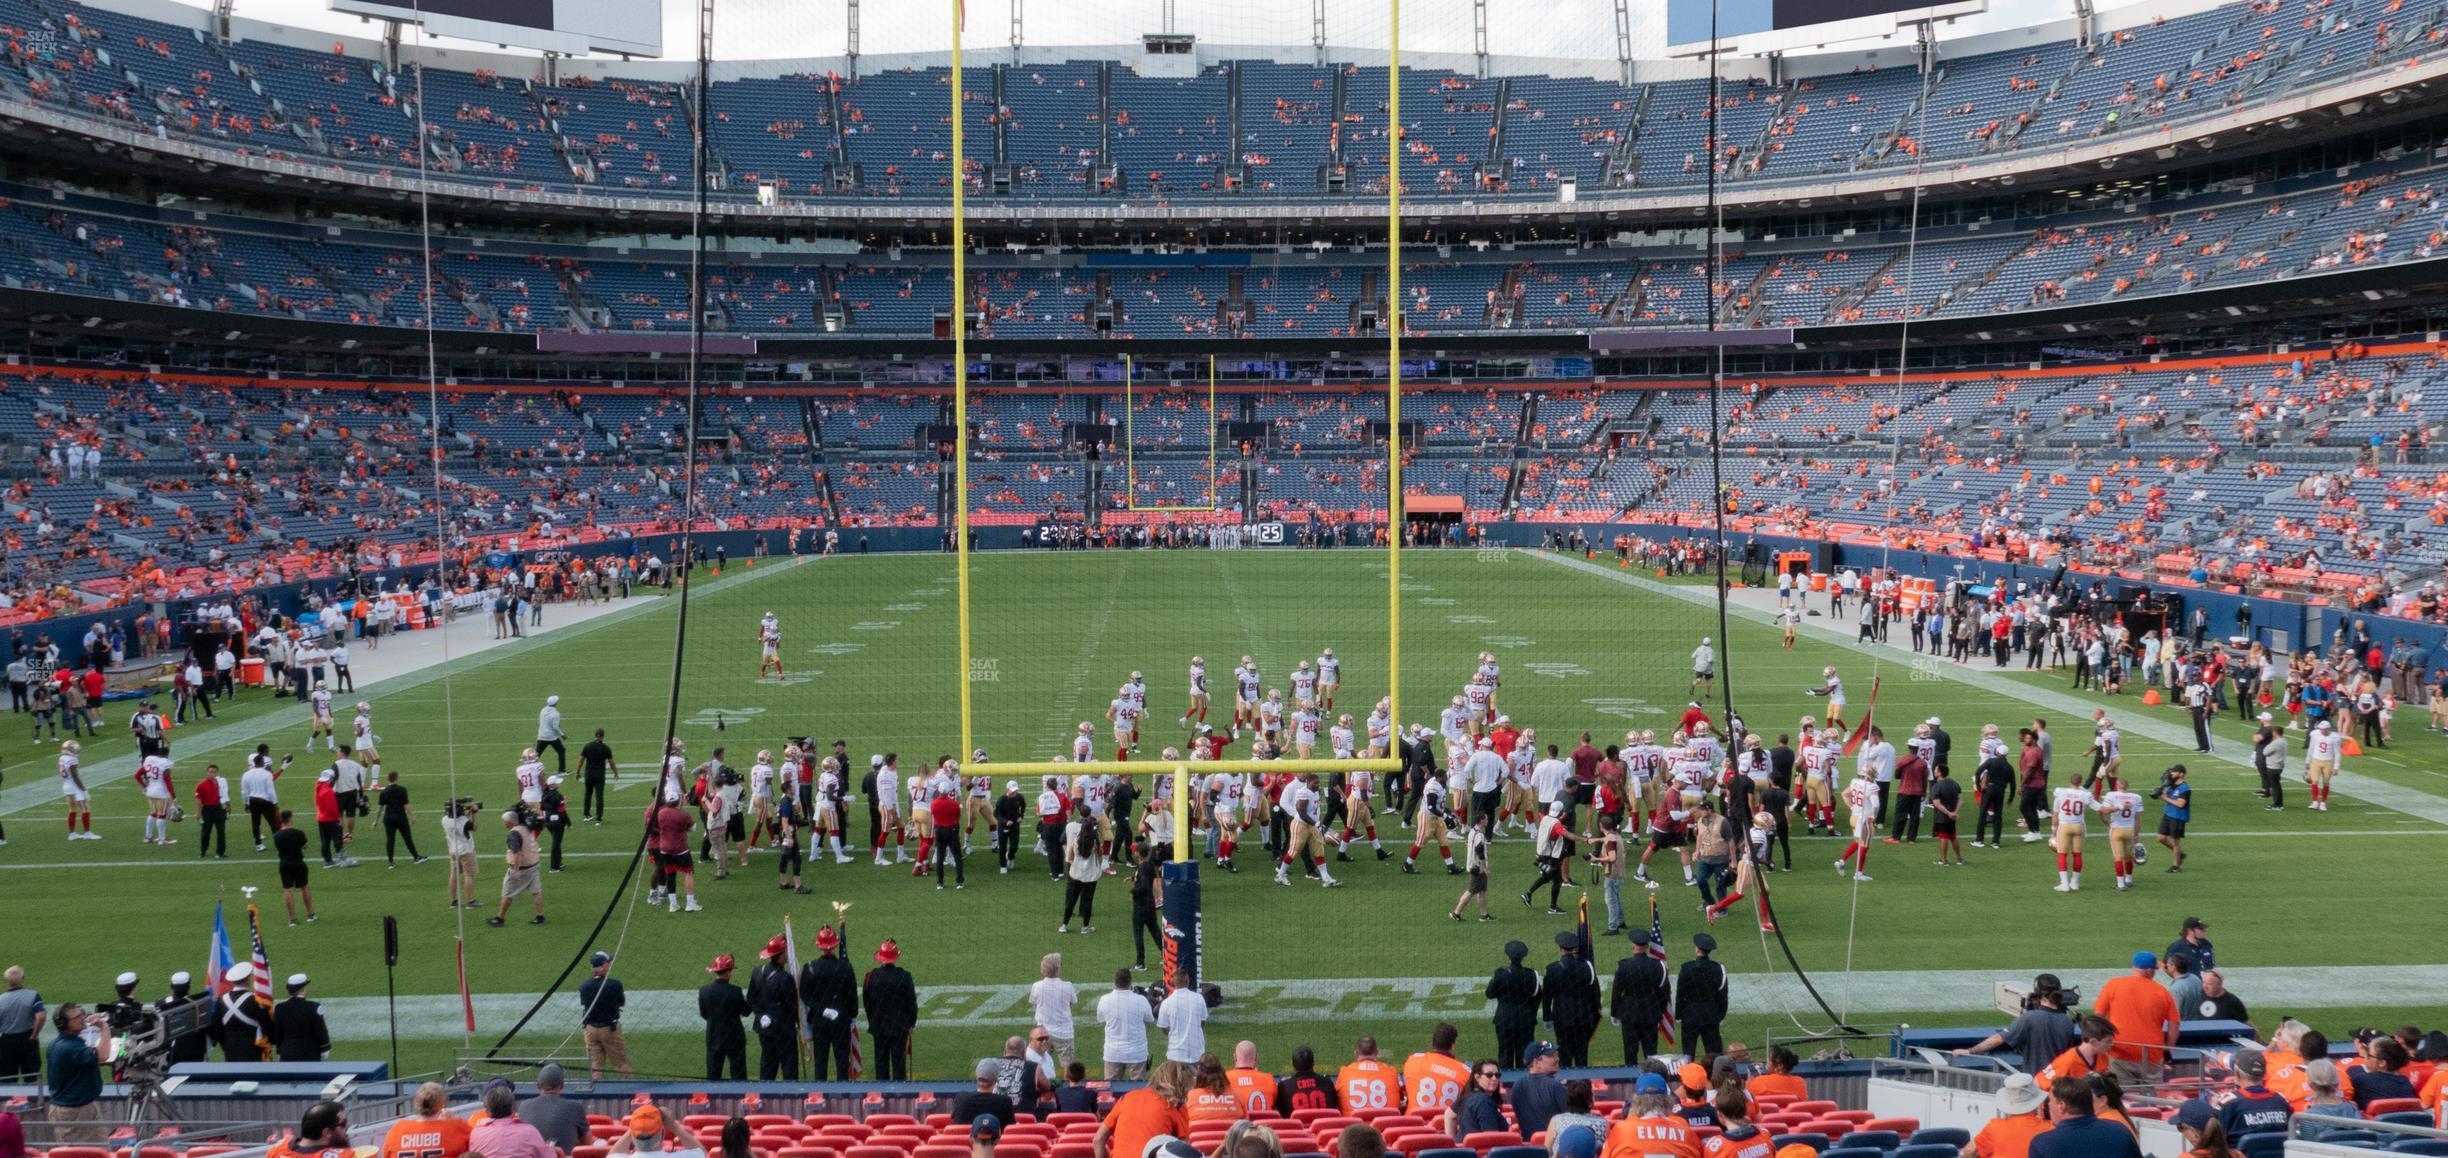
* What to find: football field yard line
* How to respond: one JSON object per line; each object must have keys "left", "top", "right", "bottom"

{"left": 1525, "top": 550, "right": 2448, "bottom": 827}
{"left": 7, "top": 821, "right": 2434, "bottom": 872}
{"left": 304, "top": 962, "right": 2448, "bottom": 1040}
{"left": 0, "top": 558, "right": 811, "bottom": 819}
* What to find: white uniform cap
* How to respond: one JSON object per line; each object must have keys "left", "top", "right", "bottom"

{"left": 115, "top": 972, "right": 139, "bottom": 987}
{"left": 545, "top": 695, "right": 559, "bottom": 706}
{"left": 287, "top": 973, "right": 309, "bottom": 988}
{"left": 226, "top": 963, "right": 253, "bottom": 984}
{"left": 170, "top": 971, "right": 192, "bottom": 987}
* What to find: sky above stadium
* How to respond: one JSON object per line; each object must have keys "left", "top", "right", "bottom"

{"left": 201, "top": 0, "right": 2076, "bottom": 62}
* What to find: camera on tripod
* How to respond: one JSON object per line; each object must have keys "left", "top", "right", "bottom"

{"left": 442, "top": 797, "right": 484, "bottom": 819}
{"left": 107, "top": 1000, "right": 202, "bottom": 1084}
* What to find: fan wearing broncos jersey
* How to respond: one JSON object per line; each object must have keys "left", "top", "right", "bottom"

{"left": 1275, "top": 773, "right": 1341, "bottom": 888}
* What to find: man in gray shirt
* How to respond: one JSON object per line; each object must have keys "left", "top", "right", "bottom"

{"left": 0, "top": 965, "right": 43, "bottom": 1081}
{"left": 519, "top": 1063, "right": 590, "bottom": 1154}
{"left": 2033, "top": 719, "right": 2054, "bottom": 777}
{"left": 1951, "top": 973, "right": 2078, "bottom": 1067}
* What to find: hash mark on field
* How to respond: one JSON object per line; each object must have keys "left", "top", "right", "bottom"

{"left": 1033, "top": 558, "right": 1130, "bottom": 759}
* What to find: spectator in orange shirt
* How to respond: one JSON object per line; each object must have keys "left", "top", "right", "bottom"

{"left": 1224, "top": 1041, "right": 1275, "bottom": 1116}
{"left": 2091, "top": 952, "right": 2181, "bottom": 1085}
{"left": 378, "top": 1083, "right": 469, "bottom": 1158}
{"left": 1599, "top": 1073, "right": 1700, "bottom": 1158}
{"left": 2038, "top": 1017, "right": 2118, "bottom": 1093}
{"left": 269, "top": 1101, "right": 355, "bottom": 1158}
{"left": 1746, "top": 1047, "right": 1808, "bottom": 1101}
{"left": 2268, "top": 1028, "right": 2352, "bottom": 1111}
{"left": 1094, "top": 1061, "right": 1189, "bottom": 1158}
{"left": 1964, "top": 1075, "right": 2052, "bottom": 1158}
{"left": 1185, "top": 1055, "right": 1243, "bottom": 1125}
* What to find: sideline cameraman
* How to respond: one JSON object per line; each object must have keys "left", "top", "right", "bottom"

{"left": 44, "top": 1004, "right": 103, "bottom": 1144}
{"left": 442, "top": 798, "right": 480, "bottom": 908}
{"left": 1953, "top": 973, "right": 2078, "bottom": 1065}
{"left": 487, "top": 810, "right": 545, "bottom": 927}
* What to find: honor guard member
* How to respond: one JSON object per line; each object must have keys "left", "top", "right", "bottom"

{"left": 1485, "top": 941, "right": 1541, "bottom": 1070}
{"left": 698, "top": 954, "right": 748, "bottom": 1081}
{"left": 799, "top": 926, "right": 859, "bottom": 1081}
{"left": 750, "top": 935, "right": 802, "bottom": 1081}
{"left": 158, "top": 973, "right": 210, "bottom": 1065}
{"left": 272, "top": 974, "right": 330, "bottom": 1062}
{"left": 1610, "top": 929, "right": 1673, "bottom": 1064}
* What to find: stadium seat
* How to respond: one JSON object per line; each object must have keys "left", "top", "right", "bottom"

{"left": 992, "top": 1145, "right": 1044, "bottom": 1158}
{"left": 778, "top": 1148, "right": 840, "bottom": 1158}
{"left": 688, "top": 1117, "right": 731, "bottom": 1131}
{"left": 1770, "top": 1134, "right": 1831, "bottom": 1154}
{"left": 868, "top": 1117, "right": 922, "bottom": 1130}
{"left": 1824, "top": 1112, "right": 1876, "bottom": 1126}
{"left": 847, "top": 1146, "right": 909, "bottom": 1158}
{"left": 574, "top": 1147, "right": 610, "bottom": 1158}
{"left": 2364, "top": 1100, "right": 2423, "bottom": 1119}
{"left": 1415, "top": 1147, "right": 1477, "bottom": 1158}
{"left": 2312, "top": 1132, "right": 2379, "bottom": 1149}
{"left": 1484, "top": 1147, "right": 1548, "bottom": 1158}
{"left": 1859, "top": 1119, "right": 1917, "bottom": 1139}
{"left": 1397, "top": 1136, "right": 1460, "bottom": 1157}
{"left": 1842, "top": 1130, "right": 1902, "bottom": 1151}
{"left": 1461, "top": 1132, "right": 1524, "bottom": 1153}
{"left": 1889, "top": 1144, "right": 1957, "bottom": 1158}
{"left": 1050, "top": 1144, "right": 1097, "bottom": 1158}
{"left": 1284, "top": 1152, "right": 1331, "bottom": 1158}
{"left": 1818, "top": 1147, "right": 1885, "bottom": 1158}
{"left": 1798, "top": 1121, "right": 1853, "bottom": 1139}
{"left": 185, "top": 1149, "right": 238, "bottom": 1158}
{"left": 809, "top": 1117, "right": 860, "bottom": 1130}
{"left": 45, "top": 1148, "right": 112, "bottom": 1158}
{"left": 1789, "top": 1103, "right": 1839, "bottom": 1117}
{"left": 1906, "top": 1129, "right": 1968, "bottom": 1151}
{"left": 2377, "top": 1114, "right": 2434, "bottom": 1129}
{"left": 2388, "top": 1142, "right": 2448, "bottom": 1156}
{"left": 2237, "top": 1135, "right": 2287, "bottom": 1158}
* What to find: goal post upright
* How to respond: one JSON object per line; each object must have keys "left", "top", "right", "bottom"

{"left": 952, "top": 0, "right": 974, "bottom": 761}
{"left": 1384, "top": 0, "right": 1403, "bottom": 732}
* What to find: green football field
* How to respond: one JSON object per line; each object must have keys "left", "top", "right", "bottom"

{"left": 4, "top": 547, "right": 2445, "bottom": 1083}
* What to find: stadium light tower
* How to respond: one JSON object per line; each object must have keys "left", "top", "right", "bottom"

{"left": 1473, "top": 0, "right": 1489, "bottom": 80}
{"left": 846, "top": 0, "right": 861, "bottom": 79}
{"left": 1312, "top": 0, "right": 1326, "bottom": 64}
{"left": 1010, "top": 0, "right": 1022, "bottom": 50}
{"left": 1613, "top": 0, "right": 1633, "bottom": 86}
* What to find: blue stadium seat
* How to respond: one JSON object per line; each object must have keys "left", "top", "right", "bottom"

{"left": 2378, "top": 1114, "right": 2434, "bottom": 1129}
{"left": 2387, "top": 1141, "right": 2448, "bottom": 1156}
{"left": 1486, "top": 1148, "right": 1546, "bottom": 1158}
{"left": 1821, "top": 1147, "right": 1889, "bottom": 1158}
{"left": 1844, "top": 1131, "right": 1903, "bottom": 1152}
{"left": 1908, "top": 1130, "right": 1970, "bottom": 1151}
{"left": 1417, "top": 1148, "right": 1478, "bottom": 1158}
{"left": 2306, "top": 1131, "right": 2377, "bottom": 1149}
{"left": 2238, "top": 1134, "right": 2288, "bottom": 1158}
{"left": 1771, "top": 1135, "right": 1831, "bottom": 1154}
{"left": 1889, "top": 1144, "right": 1956, "bottom": 1158}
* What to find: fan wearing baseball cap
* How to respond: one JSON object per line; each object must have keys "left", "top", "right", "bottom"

{"left": 1599, "top": 1073, "right": 1699, "bottom": 1158}
{"left": 699, "top": 954, "right": 747, "bottom": 1081}
{"left": 2090, "top": 953, "right": 2181, "bottom": 1085}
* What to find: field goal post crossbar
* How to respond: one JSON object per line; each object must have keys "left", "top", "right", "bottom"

{"left": 946, "top": 0, "right": 1408, "bottom": 850}
{"left": 1122, "top": 353, "right": 1222, "bottom": 513}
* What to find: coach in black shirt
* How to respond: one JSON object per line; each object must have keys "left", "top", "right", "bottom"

{"left": 579, "top": 731, "right": 616, "bottom": 823}
{"left": 1767, "top": 737, "right": 1795, "bottom": 791}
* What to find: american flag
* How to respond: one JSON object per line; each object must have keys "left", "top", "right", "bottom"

{"left": 1645, "top": 893, "right": 1677, "bottom": 1046}
{"left": 1840, "top": 676, "right": 1883, "bottom": 756}
{"left": 245, "top": 904, "right": 275, "bottom": 1052}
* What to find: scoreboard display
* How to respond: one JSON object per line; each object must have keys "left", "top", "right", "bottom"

{"left": 327, "top": 0, "right": 661, "bottom": 57}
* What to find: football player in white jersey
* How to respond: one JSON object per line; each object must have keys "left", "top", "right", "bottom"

{"left": 747, "top": 749, "right": 778, "bottom": 852}
{"left": 59, "top": 740, "right": 94, "bottom": 839}
{"left": 515, "top": 748, "right": 547, "bottom": 807}
{"left": 1316, "top": 648, "right": 1342, "bottom": 710}
{"left": 815, "top": 755, "right": 852, "bottom": 862}
{"left": 1209, "top": 770, "right": 1246, "bottom": 871}
{"left": 1231, "top": 656, "right": 1262, "bottom": 739}
{"left": 1365, "top": 698, "right": 1393, "bottom": 759}
{"left": 1255, "top": 690, "right": 1285, "bottom": 746}
{"left": 1330, "top": 714, "right": 1356, "bottom": 761}
{"left": 2100, "top": 775, "right": 2145, "bottom": 891}
{"left": 1076, "top": 772, "right": 1115, "bottom": 861}
{"left": 965, "top": 755, "right": 995, "bottom": 846}
{"left": 2305, "top": 719, "right": 2342, "bottom": 810}
{"left": 1107, "top": 689, "right": 1143, "bottom": 760}
{"left": 1184, "top": 656, "right": 1210, "bottom": 729}
{"left": 1121, "top": 673, "right": 1148, "bottom": 746}
{"left": 905, "top": 761, "right": 941, "bottom": 875}
{"left": 1290, "top": 701, "right": 1321, "bottom": 760}
{"left": 1274, "top": 773, "right": 1341, "bottom": 888}
{"left": 1502, "top": 737, "right": 1537, "bottom": 833}
{"left": 1833, "top": 766, "right": 1877, "bottom": 881}
{"left": 1462, "top": 676, "right": 1494, "bottom": 737}
{"left": 873, "top": 755, "right": 906, "bottom": 865}
{"left": 1476, "top": 653, "right": 1503, "bottom": 715}
{"left": 138, "top": 753, "right": 176, "bottom": 844}
{"left": 1800, "top": 733, "right": 1840, "bottom": 832}
{"left": 1289, "top": 661, "right": 1318, "bottom": 709}
{"left": 757, "top": 612, "right": 785, "bottom": 679}
{"left": 1402, "top": 772, "right": 1458, "bottom": 875}
{"left": 1339, "top": 758, "right": 1386, "bottom": 859}
{"left": 1072, "top": 721, "right": 1095, "bottom": 764}
{"left": 348, "top": 703, "right": 380, "bottom": 785}
{"left": 2050, "top": 771, "right": 2098, "bottom": 891}
{"left": 1806, "top": 666, "right": 1849, "bottom": 730}
{"left": 307, "top": 681, "right": 337, "bottom": 751}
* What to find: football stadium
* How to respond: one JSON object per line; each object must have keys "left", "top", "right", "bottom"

{"left": 1, "top": 0, "right": 2447, "bottom": 1155}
